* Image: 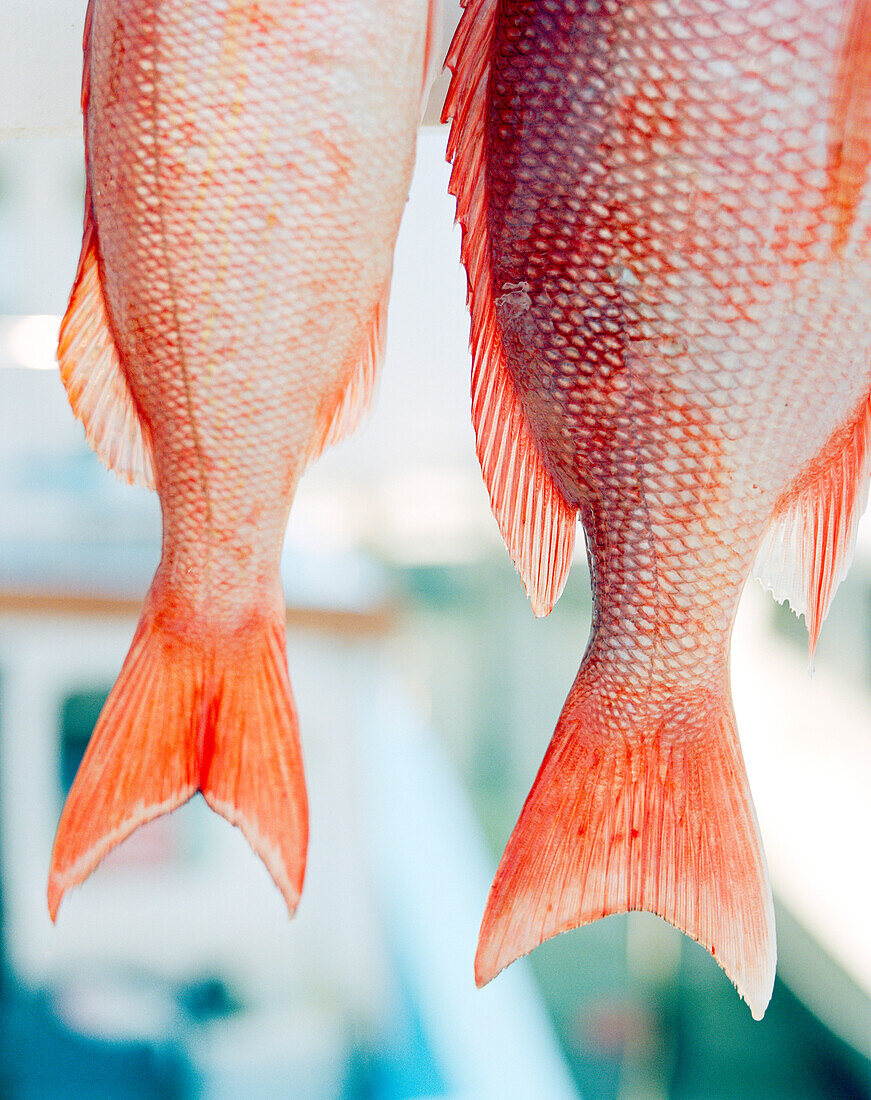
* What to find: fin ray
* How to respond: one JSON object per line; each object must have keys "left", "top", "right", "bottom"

{"left": 754, "top": 398, "right": 871, "bottom": 653}
{"left": 48, "top": 600, "right": 308, "bottom": 920}
{"left": 476, "top": 674, "right": 776, "bottom": 1020}
{"left": 58, "top": 201, "right": 157, "bottom": 488}
{"left": 59, "top": 2, "right": 156, "bottom": 488}
{"left": 444, "top": 0, "right": 576, "bottom": 615}
{"left": 201, "top": 621, "right": 308, "bottom": 909}
{"left": 311, "top": 283, "right": 388, "bottom": 460}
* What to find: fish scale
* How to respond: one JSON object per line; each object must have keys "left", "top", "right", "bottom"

{"left": 445, "top": 0, "right": 871, "bottom": 1017}
{"left": 48, "top": 0, "right": 435, "bottom": 921}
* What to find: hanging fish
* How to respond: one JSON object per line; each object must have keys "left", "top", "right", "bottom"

{"left": 444, "top": 0, "right": 871, "bottom": 1018}
{"left": 49, "top": 0, "right": 436, "bottom": 918}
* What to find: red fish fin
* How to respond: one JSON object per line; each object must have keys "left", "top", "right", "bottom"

{"left": 312, "top": 284, "right": 388, "bottom": 459}
{"left": 476, "top": 675, "right": 776, "bottom": 1021}
{"left": 444, "top": 0, "right": 576, "bottom": 616}
{"left": 48, "top": 602, "right": 307, "bottom": 920}
{"left": 199, "top": 619, "right": 308, "bottom": 913}
{"left": 58, "top": 191, "right": 156, "bottom": 488}
{"left": 827, "top": 0, "right": 871, "bottom": 252}
{"left": 754, "top": 398, "right": 871, "bottom": 655}
{"left": 471, "top": 347, "right": 578, "bottom": 616}
{"left": 59, "top": 2, "right": 155, "bottom": 488}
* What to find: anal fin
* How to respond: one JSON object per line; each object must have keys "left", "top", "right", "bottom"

{"left": 311, "top": 281, "right": 388, "bottom": 461}
{"left": 754, "top": 397, "right": 871, "bottom": 654}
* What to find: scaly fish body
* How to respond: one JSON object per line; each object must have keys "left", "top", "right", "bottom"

{"left": 49, "top": 0, "right": 434, "bottom": 917}
{"left": 445, "top": 0, "right": 871, "bottom": 1017}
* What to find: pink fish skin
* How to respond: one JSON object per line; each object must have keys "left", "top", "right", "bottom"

{"left": 49, "top": 0, "right": 435, "bottom": 920}
{"left": 444, "top": 0, "right": 871, "bottom": 1018}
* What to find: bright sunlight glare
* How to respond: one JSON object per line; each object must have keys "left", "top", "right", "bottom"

{"left": 1, "top": 315, "right": 61, "bottom": 371}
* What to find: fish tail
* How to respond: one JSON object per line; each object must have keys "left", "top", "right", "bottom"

{"left": 475, "top": 670, "right": 775, "bottom": 1020}
{"left": 47, "top": 594, "right": 308, "bottom": 920}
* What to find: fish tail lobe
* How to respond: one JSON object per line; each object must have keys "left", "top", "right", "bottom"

{"left": 475, "top": 671, "right": 775, "bottom": 1020}
{"left": 48, "top": 595, "right": 308, "bottom": 921}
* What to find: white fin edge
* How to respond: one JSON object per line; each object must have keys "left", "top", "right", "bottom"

{"left": 58, "top": 206, "right": 157, "bottom": 489}
{"left": 754, "top": 397, "right": 871, "bottom": 654}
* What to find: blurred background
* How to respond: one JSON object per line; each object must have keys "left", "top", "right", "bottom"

{"left": 1, "top": 2, "right": 870, "bottom": 1096}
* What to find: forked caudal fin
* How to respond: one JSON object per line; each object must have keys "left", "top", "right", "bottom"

{"left": 476, "top": 671, "right": 776, "bottom": 1020}
{"left": 48, "top": 600, "right": 308, "bottom": 920}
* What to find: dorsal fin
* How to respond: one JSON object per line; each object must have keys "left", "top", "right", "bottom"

{"left": 826, "top": 0, "right": 871, "bottom": 252}
{"left": 59, "top": 189, "right": 157, "bottom": 489}
{"left": 754, "top": 397, "right": 871, "bottom": 656}
{"left": 443, "top": 0, "right": 576, "bottom": 616}
{"left": 310, "top": 281, "right": 388, "bottom": 460}
{"left": 58, "top": 0, "right": 156, "bottom": 489}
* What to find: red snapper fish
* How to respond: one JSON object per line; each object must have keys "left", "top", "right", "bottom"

{"left": 444, "top": 0, "right": 871, "bottom": 1018}
{"left": 48, "top": 0, "right": 435, "bottom": 918}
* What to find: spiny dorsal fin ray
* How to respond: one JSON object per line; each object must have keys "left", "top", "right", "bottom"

{"left": 443, "top": 0, "right": 576, "bottom": 616}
